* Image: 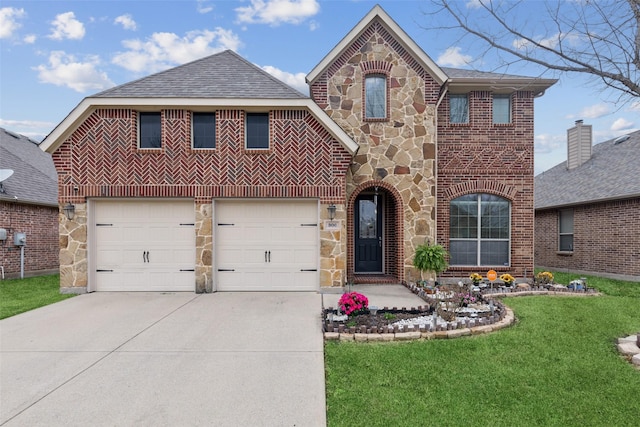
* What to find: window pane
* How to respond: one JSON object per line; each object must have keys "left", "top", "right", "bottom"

{"left": 139, "top": 112, "right": 161, "bottom": 148}
{"left": 481, "top": 197, "right": 509, "bottom": 239}
{"left": 246, "top": 113, "right": 269, "bottom": 149}
{"left": 359, "top": 200, "right": 377, "bottom": 239}
{"left": 559, "top": 235, "right": 574, "bottom": 251}
{"left": 559, "top": 209, "right": 573, "bottom": 233}
{"left": 365, "top": 75, "right": 386, "bottom": 119}
{"left": 450, "top": 94, "right": 469, "bottom": 123}
{"left": 193, "top": 112, "right": 215, "bottom": 149}
{"left": 480, "top": 240, "right": 509, "bottom": 265}
{"left": 450, "top": 240, "right": 477, "bottom": 265}
{"left": 493, "top": 95, "right": 511, "bottom": 124}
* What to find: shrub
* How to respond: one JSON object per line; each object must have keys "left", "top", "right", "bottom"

{"left": 338, "top": 292, "right": 369, "bottom": 316}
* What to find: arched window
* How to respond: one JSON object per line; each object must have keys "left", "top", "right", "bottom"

{"left": 449, "top": 194, "right": 510, "bottom": 266}
{"left": 364, "top": 74, "right": 387, "bottom": 119}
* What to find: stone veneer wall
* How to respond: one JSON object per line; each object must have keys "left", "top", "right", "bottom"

{"left": 195, "top": 202, "right": 213, "bottom": 293}
{"left": 59, "top": 203, "right": 86, "bottom": 293}
{"left": 320, "top": 202, "right": 347, "bottom": 288}
{"left": 310, "top": 20, "right": 439, "bottom": 283}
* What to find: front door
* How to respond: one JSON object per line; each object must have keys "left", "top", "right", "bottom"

{"left": 355, "top": 194, "right": 383, "bottom": 273}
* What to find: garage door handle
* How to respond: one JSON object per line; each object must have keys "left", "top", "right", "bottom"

{"left": 268, "top": 251, "right": 271, "bottom": 262}
{"left": 180, "top": 269, "right": 195, "bottom": 272}
{"left": 300, "top": 223, "right": 317, "bottom": 227}
{"left": 300, "top": 269, "right": 317, "bottom": 272}
{"left": 218, "top": 269, "right": 235, "bottom": 272}
{"left": 96, "top": 269, "right": 114, "bottom": 272}
{"left": 265, "top": 251, "right": 267, "bottom": 262}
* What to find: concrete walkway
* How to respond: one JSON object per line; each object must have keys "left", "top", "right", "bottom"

{"left": 1, "top": 292, "right": 326, "bottom": 426}
{"left": 322, "top": 284, "right": 426, "bottom": 311}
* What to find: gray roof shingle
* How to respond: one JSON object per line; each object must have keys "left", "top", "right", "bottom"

{"left": 534, "top": 130, "right": 640, "bottom": 209}
{"left": 442, "top": 67, "right": 539, "bottom": 80}
{"left": 0, "top": 128, "right": 58, "bottom": 206}
{"left": 94, "top": 50, "right": 308, "bottom": 99}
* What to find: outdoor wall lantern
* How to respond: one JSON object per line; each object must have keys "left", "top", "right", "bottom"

{"left": 327, "top": 204, "right": 337, "bottom": 220}
{"left": 63, "top": 202, "right": 75, "bottom": 220}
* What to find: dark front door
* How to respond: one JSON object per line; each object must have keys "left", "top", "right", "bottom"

{"left": 355, "top": 194, "right": 383, "bottom": 273}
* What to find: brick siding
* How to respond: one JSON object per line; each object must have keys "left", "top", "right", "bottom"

{"left": 437, "top": 91, "right": 536, "bottom": 280}
{"left": 0, "top": 201, "right": 59, "bottom": 276}
{"left": 535, "top": 198, "right": 640, "bottom": 278}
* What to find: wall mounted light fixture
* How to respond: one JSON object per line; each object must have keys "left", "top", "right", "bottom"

{"left": 63, "top": 202, "right": 75, "bottom": 220}
{"left": 327, "top": 204, "right": 337, "bottom": 220}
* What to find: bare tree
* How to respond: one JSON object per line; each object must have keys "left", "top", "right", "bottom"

{"left": 426, "top": 0, "right": 639, "bottom": 105}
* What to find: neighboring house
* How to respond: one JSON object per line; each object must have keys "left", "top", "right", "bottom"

{"left": 0, "top": 128, "right": 59, "bottom": 278}
{"left": 40, "top": 6, "right": 555, "bottom": 293}
{"left": 535, "top": 122, "right": 640, "bottom": 281}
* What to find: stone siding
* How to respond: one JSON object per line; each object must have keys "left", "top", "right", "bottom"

{"left": 311, "top": 19, "right": 439, "bottom": 283}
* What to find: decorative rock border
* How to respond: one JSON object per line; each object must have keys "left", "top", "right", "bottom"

{"left": 617, "top": 333, "right": 640, "bottom": 369}
{"left": 323, "top": 283, "right": 600, "bottom": 342}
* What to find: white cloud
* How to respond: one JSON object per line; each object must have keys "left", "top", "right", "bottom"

{"left": 23, "top": 34, "right": 36, "bottom": 44}
{"left": 114, "top": 14, "right": 137, "bottom": 31}
{"left": 628, "top": 101, "right": 640, "bottom": 112}
{"left": 48, "top": 12, "right": 85, "bottom": 40}
{"left": 235, "top": 0, "right": 320, "bottom": 26}
{"left": 0, "top": 7, "right": 26, "bottom": 39}
{"left": 112, "top": 28, "right": 242, "bottom": 74}
{"left": 513, "top": 32, "right": 581, "bottom": 51}
{"left": 466, "top": 0, "right": 484, "bottom": 9}
{"left": 566, "top": 103, "right": 610, "bottom": 120}
{"left": 34, "top": 51, "right": 114, "bottom": 92}
{"left": 261, "top": 65, "right": 308, "bottom": 94}
{"left": 197, "top": 0, "right": 213, "bottom": 14}
{"left": 436, "top": 47, "right": 472, "bottom": 67}
{"left": 0, "top": 118, "right": 55, "bottom": 129}
{"left": 535, "top": 133, "right": 564, "bottom": 154}
{"left": 610, "top": 117, "right": 634, "bottom": 131}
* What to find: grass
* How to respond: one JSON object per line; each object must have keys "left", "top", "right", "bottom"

{"left": 325, "top": 272, "right": 640, "bottom": 426}
{"left": 0, "top": 274, "right": 75, "bottom": 319}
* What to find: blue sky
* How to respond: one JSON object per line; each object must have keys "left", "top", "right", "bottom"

{"left": 1, "top": 0, "right": 637, "bottom": 174}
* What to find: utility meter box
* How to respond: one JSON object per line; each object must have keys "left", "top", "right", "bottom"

{"left": 0, "top": 228, "right": 7, "bottom": 241}
{"left": 14, "top": 232, "right": 26, "bottom": 246}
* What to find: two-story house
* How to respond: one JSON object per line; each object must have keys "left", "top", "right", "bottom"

{"left": 41, "top": 6, "right": 555, "bottom": 293}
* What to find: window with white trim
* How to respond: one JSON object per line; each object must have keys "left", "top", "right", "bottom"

{"left": 364, "top": 74, "right": 387, "bottom": 119}
{"left": 559, "top": 209, "right": 574, "bottom": 251}
{"left": 192, "top": 112, "right": 215, "bottom": 149}
{"left": 450, "top": 194, "right": 511, "bottom": 266}
{"left": 493, "top": 94, "right": 511, "bottom": 124}
{"left": 246, "top": 112, "right": 269, "bottom": 149}
{"left": 139, "top": 112, "right": 161, "bottom": 149}
{"left": 450, "top": 94, "right": 469, "bottom": 124}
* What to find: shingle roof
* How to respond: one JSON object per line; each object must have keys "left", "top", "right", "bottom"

{"left": 442, "top": 67, "right": 541, "bottom": 80}
{"left": 0, "top": 128, "right": 58, "bottom": 206}
{"left": 534, "top": 130, "right": 640, "bottom": 209}
{"left": 94, "top": 50, "right": 307, "bottom": 99}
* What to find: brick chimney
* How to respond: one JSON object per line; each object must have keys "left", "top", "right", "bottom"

{"left": 567, "top": 120, "right": 592, "bottom": 170}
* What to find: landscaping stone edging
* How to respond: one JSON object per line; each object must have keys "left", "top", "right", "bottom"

{"left": 323, "top": 285, "right": 601, "bottom": 342}
{"left": 617, "top": 333, "right": 640, "bottom": 369}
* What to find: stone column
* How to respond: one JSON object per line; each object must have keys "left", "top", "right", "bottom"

{"left": 59, "top": 203, "right": 87, "bottom": 294}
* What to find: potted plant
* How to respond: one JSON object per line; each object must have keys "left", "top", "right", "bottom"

{"left": 499, "top": 273, "right": 515, "bottom": 287}
{"left": 413, "top": 241, "right": 449, "bottom": 285}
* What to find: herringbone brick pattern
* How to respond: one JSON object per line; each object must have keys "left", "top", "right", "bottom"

{"left": 53, "top": 108, "right": 351, "bottom": 203}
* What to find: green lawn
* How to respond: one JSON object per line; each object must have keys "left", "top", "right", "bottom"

{"left": 325, "top": 272, "right": 640, "bottom": 426}
{"left": 0, "top": 274, "right": 74, "bottom": 319}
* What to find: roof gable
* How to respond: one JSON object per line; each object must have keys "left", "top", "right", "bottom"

{"left": 535, "top": 130, "right": 640, "bottom": 209}
{"left": 95, "top": 50, "right": 307, "bottom": 99}
{"left": 306, "top": 5, "right": 447, "bottom": 86}
{"left": 0, "top": 128, "right": 57, "bottom": 206}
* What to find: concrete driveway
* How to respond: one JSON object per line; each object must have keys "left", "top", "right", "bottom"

{"left": 0, "top": 292, "right": 326, "bottom": 426}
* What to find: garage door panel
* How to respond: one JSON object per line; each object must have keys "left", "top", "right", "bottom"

{"left": 215, "top": 200, "right": 319, "bottom": 291}
{"left": 95, "top": 200, "right": 195, "bottom": 292}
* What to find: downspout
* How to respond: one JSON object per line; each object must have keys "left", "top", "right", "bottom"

{"left": 433, "top": 80, "right": 450, "bottom": 246}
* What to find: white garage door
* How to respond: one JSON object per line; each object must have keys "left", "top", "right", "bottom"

{"left": 215, "top": 200, "right": 318, "bottom": 291}
{"left": 94, "top": 200, "right": 195, "bottom": 291}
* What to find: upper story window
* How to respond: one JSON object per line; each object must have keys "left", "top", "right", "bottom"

{"left": 192, "top": 112, "right": 216, "bottom": 149}
{"left": 493, "top": 94, "right": 511, "bottom": 124}
{"left": 450, "top": 194, "right": 510, "bottom": 266}
{"left": 246, "top": 112, "right": 269, "bottom": 149}
{"left": 559, "top": 209, "right": 574, "bottom": 251}
{"left": 450, "top": 94, "right": 469, "bottom": 124}
{"left": 364, "top": 74, "right": 387, "bottom": 119}
{"left": 139, "top": 112, "right": 161, "bottom": 149}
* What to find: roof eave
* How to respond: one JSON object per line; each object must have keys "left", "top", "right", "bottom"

{"left": 40, "top": 97, "right": 359, "bottom": 155}
{"left": 306, "top": 5, "right": 447, "bottom": 86}
{"left": 448, "top": 78, "right": 557, "bottom": 96}
{"left": 535, "top": 193, "right": 640, "bottom": 210}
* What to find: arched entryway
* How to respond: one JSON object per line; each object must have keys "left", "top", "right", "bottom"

{"left": 348, "top": 182, "right": 403, "bottom": 284}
